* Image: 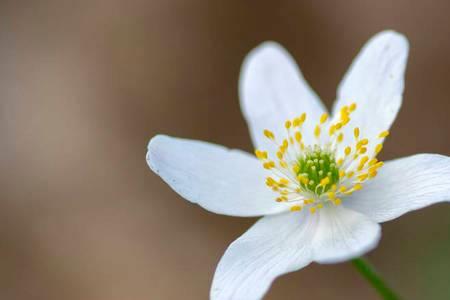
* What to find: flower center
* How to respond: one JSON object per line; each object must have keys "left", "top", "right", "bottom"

{"left": 296, "top": 147, "right": 339, "bottom": 195}
{"left": 255, "top": 103, "right": 388, "bottom": 214}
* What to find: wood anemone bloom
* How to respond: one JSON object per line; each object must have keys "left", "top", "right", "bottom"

{"left": 146, "top": 31, "right": 450, "bottom": 300}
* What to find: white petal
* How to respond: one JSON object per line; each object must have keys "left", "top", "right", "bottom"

{"left": 239, "top": 42, "right": 327, "bottom": 152}
{"left": 147, "top": 135, "right": 287, "bottom": 217}
{"left": 211, "top": 211, "right": 315, "bottom": 300}
{"left": 312, "top": 205, "right": 381, "bottom": 264}
{"left": 332, "top": 30, "right": 409, "bottom": 153}
{"left": 211, "top": 206, "right": 381, "bottom": 299}
{"left": 345, "top": 154, "right": 450, "bottom": 223}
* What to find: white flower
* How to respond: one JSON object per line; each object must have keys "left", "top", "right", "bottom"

{"left": 146, "top": 31, "right": 450, "bottom": 300}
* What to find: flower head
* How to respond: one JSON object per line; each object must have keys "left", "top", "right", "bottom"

{"left": 147, "top": 30, "right": 450, "bottom": 300}
{"left": 255, "top": 103, "right": 387, "bottom": 214}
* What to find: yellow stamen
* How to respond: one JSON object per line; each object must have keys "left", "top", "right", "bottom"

{"left": 314, "top": 125, "right": 321, "bottom": 138}
{"left": 299, "top": 113, "right": 307, "bottom": 123}
{"left": 263, "top": 161, "right": 275, "bottom": 169}
{"left": 345, "top": 146, "right": 351, "bottom": 156}
{"left": 285, "top": 120, "right": 292, "bottom": 129}
{"left": 254, "top": 150, "right": 268, "bottom": 160}
{"left": 375, "top": 143, "right": 383, "bottom": 154}
{"left": 320, "top": 113, "right": 328, "bottom": 124}
{"left": 354, "top": 127, "right": 360, "bottom": 139}
{"left": 320, "top": 177, "right": 330, "bottom": 186}
{"left": 358, "top": 174, "right": 368, "bottom": 181}
{"left": 353, "top": 183, "right": 363, "bottom": 191}
{"left": 290, "top": 205, "right": 302, "bottom": 211}
{"left": 378, "top": 130, "right": 390, "bottom": 138}
{"left": 263, "top": 129, "right": 275, "bottom": 140}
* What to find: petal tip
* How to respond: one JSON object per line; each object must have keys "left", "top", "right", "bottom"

{"left": 146, "top": 134, "right": 169, "bottom": 172}
{"left": 250, "top": 41, "right": 287, "bottom": 56}
{"left": 242, "top": 41, "right": 292, "bottom": 70}
{"left": 371, "top": 30, "right": 409, "bottom": 52}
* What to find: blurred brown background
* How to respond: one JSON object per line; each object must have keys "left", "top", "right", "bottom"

{"left": 0, "top": 1, "right": 449, "bottom": 299}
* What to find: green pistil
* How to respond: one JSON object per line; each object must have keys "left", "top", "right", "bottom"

{"left": 296, "top": 149, "right": 339, "bottom": 195}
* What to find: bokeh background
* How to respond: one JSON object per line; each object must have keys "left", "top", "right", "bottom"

{"left": 0, "top": 1, "right": 449, "bottom": 299}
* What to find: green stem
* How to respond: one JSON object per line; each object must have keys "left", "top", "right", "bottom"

{"left": 351, "top": 257, "right": 401, "bottom": 300}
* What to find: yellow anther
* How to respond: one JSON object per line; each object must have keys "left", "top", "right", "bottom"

{"left": 354, "top": 127, "right": 360, "bottom": 139}
{"left": 329, "top": 125, "right": 336, "bottom": 136}
{"left": 263, "top": 161, "right": 275, "bottom": 169}
{"left": 297, "top": 175, "right": 309, "bottom": 185}
{"left": 353, "top": 183, "right": 363, "bottom": 191}
{"left": 327, "top": 191, "right": 336, "bottom": 200}
{"left": 292, "top": 165, "right": 300, "bottom": 173}
{"left": 378, "top": 130, "right": 390, "bottom": 138}
{"left": 344, "top": 146, "right": 352, "bottom": 156}
{"left": 280, "top": 190, "right": 289, "bottom": 195}
{"left": 368, "top": 170, "right": 378, "bottom": 178}
{"left": 282, "top": 139, "right": 288, "bottom": 148}
{"left": 331, "top": 184, "right": 337, "bottom": 192}
{"left": 359, "top": 147, "right": 367, "bottom": 154}
{"left": 334, "top": 198, "right": 342, "bottom": 206}
{"left": 290, "top": 205, "right": 302, "bottom": 212}
{"left": 263, "top": 129, "right": 275, "bottom": 140}
{"left": 337, "top": 133, "right": 344, "bottom": 143}
{"left": 335, "top": 122, "right": 343, "bottom": 130}
{"left": 368, "top": 158, "right": 378, "bottom": 166}
{"left": 254, "top": 150, "right": 268, "bottom": 160}
{"left": 314, "top": 125, "right": 321, "bottom": 138}
{"left": 303, "top": 198, "right": 313, "bottom": 205}
{"left": 337, "top": 158, "right": 344, "bottom": 166}
{"left": 279, "top": 178, "right": 289, "bottom": 185}
{"left": 349, "top": 102, "right": 357, "bottom": 112}
{"left": 369, "top": 162, "right": 384, "bottom": 173}
{"left": 276, "top": 197, "right": 284, "bottom": 202}
{"left": 347, "top": 171, "right": 355, "bottom": 178}
{"left": 339, "top": 186, "right": 347, "bottom": 193}
{"left": 342, "top": 117, "right": 350, "bottom": 125}
{"left": 339, "top": 170, "right": 345, "bottom": 178}
{"left": 375, "top": 143, "right": 383, "bottom": 154}
{"left": 360, "top": 138, "right": 369, "bottom": 145}
{"left": 299, "top": 113, "right": 307, "bottom": 123}
{"left": 276, "top": 151, "right": 283, "bottom": 159}
{"left": 266, "top": 177, "right": 276, "bottom": 185}
{"left": 320, "top": 177, "right": 330, "bottom": 186}
{"left": 358, "top": 174, "right": 368, "bottom": 181}
{"left": 293, "top": 118, "right": 301, "bottom": 127}
{"left": 285, "top": 120, "right": 292, "bottom": 129}
{"left": 295, "top": 131, "right": 302, "bottom": 142}
{"left": 320, "top": 113, "right": 328, "bottom": 124}
{"left": 310, "top": 207, "right": 317, "bottom": 214}
{"left": 317, "top": 203, "right": 324, "bottom": 209}
{"left": 375, "top": 161, "right": 384, "bottom": 168}
{"left": 279, "top": 160, "right": 288, "bottom": 168}
{"left": 340, "top": 106, "right": 349, "bottom": 115}
{"left": 358, "top": 156, "right": 369, "bottom": 170}
{"left": 345, "top": 146, "right": 351, "bottom": 156}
